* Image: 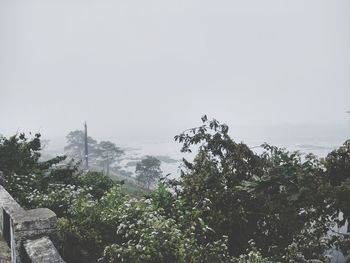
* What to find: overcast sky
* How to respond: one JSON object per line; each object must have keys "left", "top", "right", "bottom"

{"left": 1, "top": 0, "right": 349, "bottom": 146}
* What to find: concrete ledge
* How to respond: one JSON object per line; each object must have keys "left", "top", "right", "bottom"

{"left": 0, "top": 185, "right": 24, "bottom": 237}
{"left": 0, "top": 186, "right": 23, "bottom": 212}
{"left": 0, "top": 183, "right": 64, "bottom": 262}
{"left": 24, "top": 237, "right": 64, "bottom": 263}
{"left": 0, "top": 237, "right": 11, "bottom": 263}
{"left": 12, "top": 208, "right": 57, "bottom": 233}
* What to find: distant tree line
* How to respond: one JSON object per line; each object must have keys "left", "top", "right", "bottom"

{"left": 64, "top": 130, "right": 124, "bottom": 174}
{"left": 65, "top": 129, "right": 163, "bottom": 189}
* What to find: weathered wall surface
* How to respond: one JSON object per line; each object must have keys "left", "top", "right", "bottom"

{"left": 0, "top": 236, "right": 11, "bottom": 263}
{"left": 0, "top": 185, "right": 64, "bottom": 263}
{"left": 24, "top": 237, "right": 64, "bottom": 263}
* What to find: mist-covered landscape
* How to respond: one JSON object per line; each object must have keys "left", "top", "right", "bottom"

{"left": 1, "top": 0, "right": 350, "bottom": 263}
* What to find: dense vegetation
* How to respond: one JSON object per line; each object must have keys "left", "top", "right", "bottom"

{"left": 0, "top": 117, "right": 350, "bottom": 263}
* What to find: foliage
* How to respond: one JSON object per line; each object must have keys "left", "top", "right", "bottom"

{"left": 0, "top": 133, "right": 43, "bottom": 175}
{"left": 64, "top": 130, "right": 98, "bottom": 161}
{"left": 28, "top": 171, "right": 117, "bottom": 216}
{"left": 1, "top": 118, "right": 350, "bottom": 263}
{"left": 0, "top": 133, "right": 66, "bottom": 205}
{"left": 135, "top": 156, "right": 162, "bottom": 189}
{"left": 324, "top": 140, "right": 350, "bottom": 229}
{"left": 54, "top": 184, "right": 234, "bottom": 263}
{"left": 28, "top": 183, "right": 88, "bottom": 217}
{"left": 174, "top": 116, "right": 340, "bottom": 261}
{"left": 64, "top": 130, "right": 124, "bottom": 173}
{"left": 324, "top": 140, "right": 350, "bottom": 186}
{"left": 100, "top": 192, "right": 233, "bottom": 263}
{"left": 79, "top": 171, "right": 117, "bottom": 199}
{"left": 56, "top": 186, "right": 126, "bottom": 262}
{"left": 95, "top": 141, "right": 124, "bottom": 174}
{"left": 232, "top": 241, "right": 273, "bottom": 263}
{"left": 0, "top": 133, "right": 67, "bottom": 175}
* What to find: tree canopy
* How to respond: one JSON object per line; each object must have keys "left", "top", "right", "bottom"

{"left": 135, "top": 156, "right": 162, "bottom": 189}
{"left": 64, "top": 130, "right": 124, "bottom": 173}
{"left": 1, "top": 118, "right": 350, "bottom": 263}
{"left": 64, "top": 130, "right": 97, "bottom": 161}
{"left": 173, "top": 116, "right": 349, "bottom": 261}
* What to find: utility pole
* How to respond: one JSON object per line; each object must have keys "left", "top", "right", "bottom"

{"left": 84, "top": 121, "right": 89, "bottom": 169}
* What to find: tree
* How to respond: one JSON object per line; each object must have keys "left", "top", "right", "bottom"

{"left": 0, "top": 133, "right": 67, "bottom": 205}
{"left": 95, "top": 141, "right": 124, "bottom": 174}
{"left": 324, "top": 140, "right": 350, "bottom": 186}
{"left": 0, "top": 133, "right": 42, "bottom": 176}
{"left": 135, "top": 156, "right": 162, "bottom": 189}
{"left": 79, "top": 171, "right": 116, "bottom": 199}
{"left": 65, "top": 131, "right": 124, "bottom": 172}
{"left": 174, "top": 116, "right": 337, "bottom": 261}
{"left": 64, "top": 130, "right": 98, "bottom": 163}
{"left": 324, "top": 140, "right": 350, "bottom": 231}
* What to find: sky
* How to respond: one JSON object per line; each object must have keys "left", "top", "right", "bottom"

{"left": 1, "top": 0, "right": 350, "bottom": 148}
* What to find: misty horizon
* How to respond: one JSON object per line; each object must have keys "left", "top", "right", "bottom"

{"left": 1, "top": 0, "right": 350, "bottom": 148}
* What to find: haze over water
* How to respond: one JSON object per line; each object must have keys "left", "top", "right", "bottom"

{"left": 1, "top": 0, "right": 350, "bottom": 171}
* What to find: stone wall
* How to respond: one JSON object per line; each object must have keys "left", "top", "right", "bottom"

{"left": 0, "top": 185, "right": 64, "bottom": 263}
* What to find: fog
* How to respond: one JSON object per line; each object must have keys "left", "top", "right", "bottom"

{"left": 1, "top": 0, "right": 350, "bottom": 149}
